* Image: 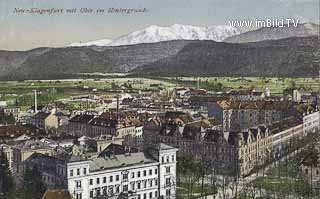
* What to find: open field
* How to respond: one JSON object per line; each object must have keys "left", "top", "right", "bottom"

{"left": 0, "top": 77, "right": 319, "bottom": 107}
{"left": 0, "top": 78, "right": 176, "bottom": 107}
{"left": 164, "top": 77, "right": 320, "bottom": 95}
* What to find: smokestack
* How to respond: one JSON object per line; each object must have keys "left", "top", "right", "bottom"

{"left": 116, "top": 95, "right": 119, "bottom": 121}
{"left": 34, "top": 90, "right": 38, "bottom": 113}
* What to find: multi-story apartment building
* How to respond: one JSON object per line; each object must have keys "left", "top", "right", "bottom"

{"left": 269, "top": 116, "right": 304, "bottom": 157}
{"left": 144, "top": 117, "right": 238, "bottom": 173}
{"left": 19, "top": 153, "right": 68, "bottom": 189}
{"left": 145, "top": 109, "right": 309, "bottom": 176}
{"left": 67, "top": 143, "right": 178, "bottom": 199}
{"left": 293, "top": 89, "right": 318, "bottom": 104}
{"left": 12, "top": 140, "right": 56, "bottom": 172}
{"left": 209, "top": 100, "right": 291, "bottom": 132}
{"left": 2, "top": 106, "right": 21, "bottom": 119}
{"left": 238, "top": 125, "right": 272, "bottom": 176}
{"left": 225, "top": 89, "right": 268, "bottom": 101}
{"left": 303, "top": 111, "right": 320, "bottom": 135}
{"left": 67, "top": 111, "right": 145, "bottom": 139}
{"left": 29, "top": 111, "right": 63, "bottom": 133}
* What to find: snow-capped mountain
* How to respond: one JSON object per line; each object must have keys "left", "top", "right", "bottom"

{"left": 68, "top": 39, "right": 112, "bottom": 47}
{"left": 108, "top": 24, "right": 240, "bottom": 46}
{"left": 67, "top": 24, "right": 240, "bottom": 47}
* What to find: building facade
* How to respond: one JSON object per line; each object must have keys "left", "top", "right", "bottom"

{"left": 67, "top": 143, "right": 178, "bottom": 199}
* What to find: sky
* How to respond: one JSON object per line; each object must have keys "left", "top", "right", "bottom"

{"left": 0, "top": 0, "right": 319, "bottom": 50}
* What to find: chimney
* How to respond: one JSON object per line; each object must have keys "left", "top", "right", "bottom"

{"left": 117, "top": 96, "right": 119, "bottom": 121}
{"left": 34, "top": 90, "right": 38, "bottom": 113}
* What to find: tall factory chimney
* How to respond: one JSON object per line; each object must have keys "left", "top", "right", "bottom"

{"left": 116, "top": 95, "right": 119, "bottom": 121}
{"left": 34, "top": 90, "right": 38, "bottom": 113}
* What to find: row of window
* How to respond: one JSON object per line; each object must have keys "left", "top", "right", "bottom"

{"left": 89, "top": 189, "right": 159, "bottom": 199}
{"left": 161, "top": 155, "right": 175, "bottom": 163}
{"left": 88, "top": 179, "right": 159, "bottom": 197}
{"left": 89, "top": 169, "right": 158, "bottom": 186}
{"left": 70, "top": 167, "right": 87, "bottom": 177}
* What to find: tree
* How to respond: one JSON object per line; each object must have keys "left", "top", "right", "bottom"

{"left": 0, "top": 151, "right": 15, "bottom": 198}
{"left": 177, "top": 155, "right": 202, "bottom": 198}
{"left": 0, "top": 114, "right": 15, "bottom": 125}
{"left": 303, "top": 148, "right": 319, "bottom": 195}
{"left": 20, "top": 165, "right": 46, "bottom": 199}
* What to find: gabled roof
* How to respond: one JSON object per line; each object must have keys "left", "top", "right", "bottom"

{"left": 33, "top": 112, "right": 50, "bottom": 120}
{"left": 268, "top": 116, "right": 302, "bottom": 134}
{"left": 98, "top": 143, "right": 139, "bottom": 159}
{"left": 69, "top": 114, "right": 94, "bottom": 123}
{"left": 15, "top": 139, "right": 53, "bottom": 151}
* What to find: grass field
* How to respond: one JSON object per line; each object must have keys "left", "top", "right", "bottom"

{"left": 0, "top": 78, "right": 176, "bottom": 107}
{"left": 0, "top": 77, "right": 319, "bottom": 106}
{"left": 165, "top": 77, "right": 320, "bottom": 95}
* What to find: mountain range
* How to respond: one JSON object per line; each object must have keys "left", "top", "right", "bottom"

{"left": 133, "top": 36, "right": 319, "bottom": 77}
{"left": 224, "top": 23, "right": 319, "bottom": 43}
{"left": 68, "top": 24, "right": 241, "bottom": 47}
{"left": 0, "top": 23, "right": 319, "bottom": 80}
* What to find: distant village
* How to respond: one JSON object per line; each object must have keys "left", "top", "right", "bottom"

{"left": 0, "top": 85, "right": 320, "bottom": 199}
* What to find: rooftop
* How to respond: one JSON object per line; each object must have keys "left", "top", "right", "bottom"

{"left": 42, "top": 189, "right": 73, "bottom": 199}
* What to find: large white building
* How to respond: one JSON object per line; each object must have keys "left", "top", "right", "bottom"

{"left": 303, "top": 111, "right": 320, "bottom": 135}
{"left": 67, "top": 143, "right": 178, "bottom": 199}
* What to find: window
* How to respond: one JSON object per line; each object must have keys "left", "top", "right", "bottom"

{"left": 172, "top": 155, "right": 175, "bottom": 161}
{"left": 131, "top": 172, "right": 135, "bottom": 178}
{"left": 138, "top": 194, "right": 141, "bottom": 199}
{"left": 96, "top": 178, "right": 100, "bottom": 184}
{"left": 143, "top": 170, "right": 146, "bottom": 176}
{"left": 166, "top": 166, "right": 171, "bottom": 173}
{"left": 149, "top": 180, "right": 153, "bottom": 187}
{"left": 123, "top": 185, "right": 128, "bottom": 192}
{"left": 103, "top": 187, "right": 107, "bottom": 195}
{"left": 149, "top": 169, "right": 152, "bottom": 175}
{"left": 83, "top": 168, "right": 87, "bottom": 175}
{"left": 166, "top": 156, "right": 169, "bottom": 162}
{"left": 70, "top": 169, "right": 73, "bottom": 177}
{"left": 166, "top": 189, "right": 171, "bottom": 196}
{"left": 143, "top": 181, "right": 147, "bottom": 188}
{"left": 76, "top": 180, "right": 82, "bottom": 188}
{"left": 138, "top": 171, "right": 141, "bottom": 177}
{"left": 96, "top": 189, "right": 101, "bottom": 196}
{"left": 155, "top": 179, "right": 158, "bottom": 186}
{"left": 76, "top": 193, "right": 82, "bottom": 199}
{"left": 103, "top": 177, "right": 106, "bottom": 183}
{"left": 137, "top": 182, "right": 141, "bottom": 189}
{"left": 162, "top": 156, "right": 164, "bottom": 163}
{"left": 144, "top": 193, "right": 147, "bottom": 199}
{"left": 166, "top": 178, "right": 170, "bottom": 186}
{"left": 155, "top": 191, "right": 158, "bottom": 197}
{"left": 123, "top": 173, "right": 128, "bottom": 181}
{"left": 116, "top": 186, "right": 120, "bottom": 193}
{"left": 116, "top": 175, "right": 119, "bottom": 181}
{"left": 90, "top": 191, "right": 93, "bottom": 198}
{"left": 77, "top": 168, "right": 80, "bottom": 175}
{"left": 90, "top": 179, "right": 93, "bottom": 185}
{"left": 149, "top": 192, "right": 152, "bottom": 198}
{"left": 155, "top": 168, "right": 158, "bottom": 174}
{"left": 110, "top": 176, "right": 113, "bottom": 182}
